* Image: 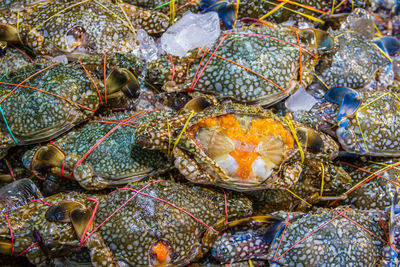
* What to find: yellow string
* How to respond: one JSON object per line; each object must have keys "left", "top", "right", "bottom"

{"left": 373, "top": 21, "right": 383, "bottom": 37}
{"left": 173, "top": 111, "right": 195, "bottom": 152}
{"left": 94, "top": 0, "right": 136, "bottom": 35}
{"left": 320, "top": 162, "right": 325, "bottom": 199}
{"left": 313, "top": 74, "right": 330, "bottom": 90}
{"left": 233, "top": 0, "right": 240, "bottom": 28}
{"left": 331, "top": 0, "right": 335, "bottom": 14}
{"left": 29, "top": 0, "right": 92, "bottom": 34}
{"left": 16, "top": 11, "right": 24, "bottom": 45}
{"left": 166, "top": 117, "right": 172, "bottom": 156}
{"left": 355, "top": 114, "right": 369, "bottom": 153}
{"left": 259, "top": 1, "right": 288, "bottom": 20}
{"left": 116, "top": 0, "right": 136, "bottom": 35}
{"left": 283, "top": 116, "right": 304, "bottom": 163}
{"left": 334, "top": 0, "right": 346, "bottom": 10}
{"left": 248, "top": 259, "right": 254, "bottom": 267}
{"left": 285, "top": 188, "right": 312, "bottom": 207}
{"left": 169, "top": 0, "right": 176, "bottom": 25}
{"left": 368, "top": 160, "right": 400, "bottom": 172}
{"left": 262, "top": 0, "right": 324, "bottom": 23}
{"left": 372, "top": 43, "right": 393, "bottom": 63}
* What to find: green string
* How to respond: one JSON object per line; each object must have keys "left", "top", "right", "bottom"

{"left": 0, "top": 72, "right": 18, "bottom": 144}
{"left": 154, "top": 1, "right": 170, "bottom": 10}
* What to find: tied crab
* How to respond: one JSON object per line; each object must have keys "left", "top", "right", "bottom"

{"left": 295, "top": 84, "right": 400, "bottom": 156}
{"left": 136, "top": 101, "right": 340, "bottom": 191}
{"left": 146, "top": 23, "right": 333, "bottom": 106}
{"left": 0, "top": 53, "right": 144, "bottom": 151}
{"left": 0, "top": 0, "right": 169, "bottom": 57}
{"left": 0, "top": 180, "right": 252, "bottom": 266}
{"left": 23, "top": 110, "right": 172, "bottom": 190}
{"left": 209, "top": 206, "right": 399, "bottom": 266}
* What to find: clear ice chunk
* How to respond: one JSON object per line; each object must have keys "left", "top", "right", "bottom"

{"left": 285, "top": 87, "right": 319, "bottom": 112}
{"left": 160, "top": 11, "right": 221, "bottom": 57}
{"left": 137, "top": 29, "right": 159, "bottom": 62}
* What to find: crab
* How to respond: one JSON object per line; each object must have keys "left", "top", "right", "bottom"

{"left": 0, "top": 180, "right": 252, "bottom": 266}
{"left": 136, "top": 101, "right": 340, "bottom": 191}
{"left": 0, "top": 53, "right": 144, "bottom": 150}
{"left": 0, "top": 0, "right": 169, "bottom": 57}
{"left": 295, "top": 84, "right": 400, "bottom": 156}
{"left": 338, "top": 158, "right": 400, "bottom": 210}
{"left": 146, "top": 23, "right": 332, "bottom": 106}
{"left": 209, "top": 207, "right": 398, "bottom": 266}
{"left": 0, "top": 45, "right": 34, "bottom": 76}
{"left": 246, "top": 161, "right": 352, "bottom": 214}
{"left": 199, "top": 0, "right": 371, "bottom": 29}
{"left": 23, "top": 110, "right": 173, "bottom": 190}
{"left": 311, "top": 29, "right": 393, "bottom": 91}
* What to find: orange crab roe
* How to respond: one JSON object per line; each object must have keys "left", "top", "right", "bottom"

{"left": 192, "top": 114, "right": 294, "bottom": 179}
{"left": 153, "top": 241, "right": 169, "bottom": 263}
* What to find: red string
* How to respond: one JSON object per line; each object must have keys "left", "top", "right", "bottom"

{"left": 221, "top": 189, "right": 228, "bottom": 226}
{"left": 103, "top": 54, "right": 107, "bottom": 105}
{"left": 78, "top": 198, "right": 99, "bottom": 248}
{"left": 28, "top": 199, "right": 52, "bottom": 206}
{"left": 3, "top": 213, "right": 14, "bottom": 256}
{"left": 16, "top": 242, "right": 38, "bottom": 257}
{"left": 4, "top": 159, "right": 16, "bottom": 182}
{"left": 377, "top": 208, "right": 389, "bottom": 243}
{"left": 79, "top": 180, "right": 162, "bottom": 246}
{"left": 272, "top": 213, "right": 290, "bottom": 261}
{"left": 120, "top": 188, "right": 220, "bottom": 234}
{"left": 0, "top": 63, "right": 60, "bottom": 105}
{"left": 79, "top": 57, "right": 103, "bottom": 106}
{"left": 273, "top": 208, "right": 351, "bottom": 261}
{"left": 67, "top": 110, "right": 152, "bottom": 178}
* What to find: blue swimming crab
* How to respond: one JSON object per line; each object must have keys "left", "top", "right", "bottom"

{"left": 0, "top": 0, "right": 169, "bottom": 57}
{"left": 0, "top": 53, "right": 144, "bottom": 150}
{"left": 136, "top": 101, "right": 340, "bottom": 191}
{"left": 209, "top": 206, "right": 398, "bottom": 265}
{"left": 295, "top": 84, "right": 400, "bottom": 156}
{"left": 146, "top": 23, "right": 332, "bottom": 106}
{"left": 23, "top": 111, "right": 172, "bottom": 190}
{"left": 0, "top": 180, "right": 252, "bottom": 266}
{"left": 200, "top": 0, "right": 370, "bottom": 29}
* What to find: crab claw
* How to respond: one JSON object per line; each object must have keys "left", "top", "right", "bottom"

{"left": 373, "top": 36, "right": 400, "bottom": 56}
{"left": 337, "top": 91, "right": 362, "bottom": 122}
{"left": 106, "top": 67, "right": 140, "bottom": 99}
{"left": 337, "top": 124, "right": 366, "bottom": 154}
{"left": 31, "top": 144, "right": 66, "bottom": 179}
{"left": 325, "top": 87, "right": 361, "bottom": 121}
{"left": 45, "top": 200, "right": 92, "bottom": 239}
{"left": 200, "top": 0, "right": 236, "bottom": 29}
{"left": 0, "top": 23, "right": 19, "bottom": 42}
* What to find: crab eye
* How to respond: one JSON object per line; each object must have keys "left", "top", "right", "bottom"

{"left": 66, "top": 26, "right": 88, "bottom": 49}
{"left": 295, "top": 127, "right": 324, "bottom": 153}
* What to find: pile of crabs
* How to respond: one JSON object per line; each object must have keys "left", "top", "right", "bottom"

{"left": 2, "top": 0, "right": 400, "bottom": 266}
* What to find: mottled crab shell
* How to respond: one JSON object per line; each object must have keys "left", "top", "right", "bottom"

{"left": 264, "top": 209, "right": 390, "bottom": 266}
{"left": 0, "top": 62, "right": 100, "bottom": 148}
{"left": 0, "top": 0, "right": 169, "bottom": 56}
{"left": 315, "top": 30, "right": 391, "bottom": 89}
{"left": 136, "top": 102, "right": 339, "bottom": 191}
{"left": 340, "top": 158, "right": 400, "bottom": 210}
{"left": 338, "top": 87, "right": 400, "bottom": 156}
{"left": 0, "top": 47, "right": 33, "bottom": 76}
{"left": 94, "top": 180, "right": 252, "bottom": 266}
{"left": 177, "top": 25, "right": 321, "bottom": 106}
{"left": 26, "top": 111, "right": 172, "bottom": 190}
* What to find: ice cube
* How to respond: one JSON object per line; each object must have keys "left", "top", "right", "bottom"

{"left": 285, "top": 87, "right": 318, "bottom": 112}
{"left": 161, "top": 11, "right": 220, "bottom": 57}
{"left": 137, "top": 29, "right": 159, "bottom": 62}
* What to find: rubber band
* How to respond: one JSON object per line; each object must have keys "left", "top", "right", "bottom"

{"left": 169, "top": 55, "right": 176, "bottom": 81}
{"left": 275, "top": 0, "right": 327, "bottom": 14}
{"left": 0, "top": 105, "right": 18, "bottom": 145}
{"left": 262, "top": 0, "right": 325, "bottom": 23}
{"left": 285, "top": 188, "right": 312, "bottom": 207}
{"left": 79, "top": 57, "right": 103, "bottom": 105}
{"left": 0, "top": 63, "right": 60, "bottom": 105}
{"left": 283, "top": 116, "right": 304, "bottom": 163}
{"left": 233, "top": 0, "right": 240, "bottom": 28}
{"left": 3, "top": 213, "right": 14, "bottom": 256}
{"left": 169, "top": 0, "right": 176, "bottom": 24}
{"left": 259, "top": 1, "right": 288, "bottom": 20}
{"left": 16, "top": 242, "right": 38, "bottom": 257}
{"left": 320, "top": 162, "right": 325, "bottom": 199}
{"left": 79, "top": 198, "right": 99, "bottom": 247}
{"left": 173, "top": 111, "right": 195, "bottom": 152}
{"left": 4, "top": 159, "right": 16, "bottom": 182}
{"left": 103, "top": 54, "right": 107, "bottom": 105}
{"left": 377, "top": 208, "right": 390, "bottom": 242}
{"left": 292, "top": 26, "right": 302, "bottom": 84}
{"left": 166, "top": 117, "right": 172, "bottom": 156}
{"left": 272, "top": 213, "right": 290, "bottom": 261}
